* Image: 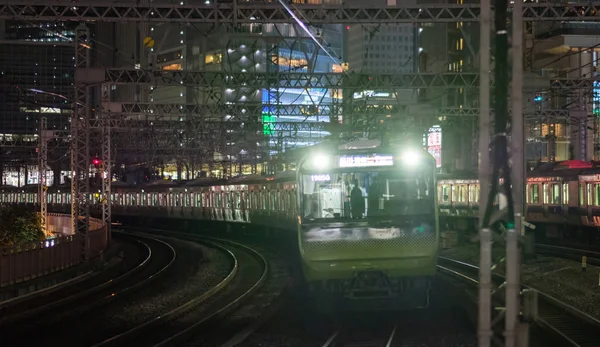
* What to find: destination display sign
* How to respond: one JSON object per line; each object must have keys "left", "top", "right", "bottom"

{"left": 338, "top": 154, "right": 394, "bottom": 168}
{"left": 311, "top": 174, "right": 331, "bottom": 182}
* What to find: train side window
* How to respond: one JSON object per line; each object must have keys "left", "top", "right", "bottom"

{"left": 528, "top": 184, "right": 539, "bottom": 204}
{"left": 455, "top": 185, "right": 465, "bottom": 202}
{"left": 587, "top": 183, "right": 592, "bottom": 205}
{"left": 580, "top": 184, "right": 584, "bottom": 206}
{"left": 542, "top": 183, "right": 549, "bottom": 204}
{"left": 562, "top": 183, "right": 569, "bottom": 205}
{"left": 441, "top": 185, "right": 450, "bottom": 202}
{"left": 595, "top": 184, "right": 600, "bottom": 206}
{"left": 550, "top": 183, "right": 560, "bottom": 205}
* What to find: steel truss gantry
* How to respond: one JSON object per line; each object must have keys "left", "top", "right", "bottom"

{"left": 113, "top": 103, "right": 415, "bottom": 119}
{"left": 105, "top": 69, "right": 482, "bottom": 88}
{"left": 439, "top": 108, "right": 570, "bottom": 118}
{"left": 2, "top": 2, "right": 600, "bottom": 23}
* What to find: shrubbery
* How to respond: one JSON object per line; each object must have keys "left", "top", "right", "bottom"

{"left": 0, "top": 205, "right": 44, "bottom": 248}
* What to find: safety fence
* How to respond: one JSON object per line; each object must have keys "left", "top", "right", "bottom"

{"left": 0, "top": 214, "right": 107, "bottom": 288}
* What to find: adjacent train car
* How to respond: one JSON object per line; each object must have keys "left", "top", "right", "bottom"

{"left": 296, "top": 142, "right": 439, "bottom": 309}
{"left": 436, "top": 160, "right": 600, "bottom": 243}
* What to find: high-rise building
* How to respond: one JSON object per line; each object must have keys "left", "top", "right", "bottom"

{"left": 148, "top": 19, "right": 343, "bottom": 177}
{"left": 0, "top": 21, "right": 74, "bottom": 135}
{"left": 527, "top": 20, "right": 600, "bottom": 163}
{"left": 417, "top": 0, "right": 480, "bottom": 171}
{"left": 0, "top": 20, "right": 75, "bottom": 185}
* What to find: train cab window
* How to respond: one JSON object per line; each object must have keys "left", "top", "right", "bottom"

{"left": 550, "top": 184, "right": 560, "bottom": 205}
{"left": 562, "top": 183, "right": 569, "bottom": 205}
{"left": 528, "top": 184, "right": 539, "bottom": 204}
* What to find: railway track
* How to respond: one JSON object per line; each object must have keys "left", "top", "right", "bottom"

{"left": 0, "top": 232, "right": 175, "bottom": 327}
{"left": 438, "top": 256, "right": 600, "bottom": 347}
{"left": 322, "top": 320, "right": 398, "bottom": 347}
{"left": 92, "top": 229, "right": 269, "bottom": 347}
{"left": 536, "top": 243, "right": 600, "bottom": 266}
{"left": 0, "top": 231, "right": 177, "bottom": 343}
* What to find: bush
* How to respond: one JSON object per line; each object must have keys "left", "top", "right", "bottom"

{"left": 0, "top": 205, "right": 44, "bottom": 248}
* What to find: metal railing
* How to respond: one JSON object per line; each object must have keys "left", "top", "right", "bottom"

{"left": 0, "top": 214, "right": 107, "bottom": 288}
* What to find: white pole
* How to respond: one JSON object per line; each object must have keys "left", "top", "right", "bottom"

{"left": 509, "top": 0, "right": 525, "bottom": 346}
{"left": 478, "top": 0, "right": 492, "bottom": 346}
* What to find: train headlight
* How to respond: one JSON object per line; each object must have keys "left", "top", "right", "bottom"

{"left": 312, "top": 153, "right": 329, "bottom": 170}
{"left": 400, "top": 149, "right": 420, "bottom": 166}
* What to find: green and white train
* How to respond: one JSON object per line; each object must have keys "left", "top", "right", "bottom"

{"left": 1, "top": 140, "right": 440, "bottom": 309}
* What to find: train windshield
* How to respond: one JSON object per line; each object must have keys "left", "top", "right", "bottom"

{"left": 301, "top": 169, "right": 434, "bottom": 221}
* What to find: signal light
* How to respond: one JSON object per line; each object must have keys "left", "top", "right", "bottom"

{"left": 93, "top": 158, "right": 101, "bottom": 166}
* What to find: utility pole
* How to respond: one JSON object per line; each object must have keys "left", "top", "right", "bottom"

{"left": 508, "top": 0, "right": 525, "bottom": 345}
{"left": 478, "top": 0, "right": 492, "bottom": 346}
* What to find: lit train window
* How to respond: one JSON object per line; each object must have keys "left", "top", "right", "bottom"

{"left": 441, "top": 185, "right": 450, "bottom": 202}
{"left": 562, "top": 183, "right": 569, "bottom": 205}
{"left": 456, "top": 185, "right": 467, "bottom": 202}
{"left": 543, "top": 183, "right": 549, "bottom": 204}
{"left": 468, "top": 184, "right": 479, "bottom": 203}
{"left": 528, "top": 184, "right": 539, "bottom": 204}
{"left": 580, "top": 184, "right": 584, "bottom": 206}
{"left": 550, "top": 184, "right": 560, "bottom": 205}
{"left": 595, "top": 184, "right": 600, "bottom": 206}
{"left": 587, "top": 183, "right": 592, "bottom": 206}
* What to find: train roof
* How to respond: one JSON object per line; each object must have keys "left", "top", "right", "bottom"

{"left": 185, "top": 177, "right": 224, "bottom": 187}
{"left": 338, "top": 138, "right": 382, "bottom": 150}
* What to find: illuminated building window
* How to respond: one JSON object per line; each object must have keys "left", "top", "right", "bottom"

{"left": 273, "top": 56, "right": 308, "bottom": 68}
{"left": 162, "top": 63, "right": 182, "bottom": 71}
{"left": 205, "top": 53, "right": 222, "bottom": 64}
{"left": 459, "top": 38, "right": 463, "bottom": 50}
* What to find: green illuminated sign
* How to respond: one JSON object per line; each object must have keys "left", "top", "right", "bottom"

{"left": 262, "top": 113, "right": 276, "bottom": 135}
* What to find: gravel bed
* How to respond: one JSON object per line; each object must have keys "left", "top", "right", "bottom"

{"left": 102, "top": 237, "right": 233, "bottom": 326}
{"left": 393, "top": 334, "right": 477, "bottom": 347}
{"left": 11, "top": 236, "right": 233, "bottom": 347}
{"left": 441, "top": 243, "right": 600, "bottom": 321}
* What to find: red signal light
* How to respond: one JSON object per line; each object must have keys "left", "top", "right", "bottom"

{"left": 93, "top": 158, "right": 100, "bottom": 165}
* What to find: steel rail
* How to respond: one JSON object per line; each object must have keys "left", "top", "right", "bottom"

{"left": 438, "top": 256, "right": 600, "bottom": 347}
{"left": 93, "top": 229, "right": 268, "bottom": 347}
{"left": 0, "top": 232, "right": 174, "bottom": 325}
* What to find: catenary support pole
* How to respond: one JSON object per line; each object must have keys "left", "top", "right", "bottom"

{"left": 73, "top": 24, "right": 91, "bottom": 261}
{"left": 509, "top": 0, "right": 526, "bottom": 345}
{"left": 478, "top": 0, "right": 492, "bottom": 346}
{"left": 39, "top": 117, "right": 48, "bottom": 237}
{"left": 101, "top": 84, "right": 112, "bottom": 244}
